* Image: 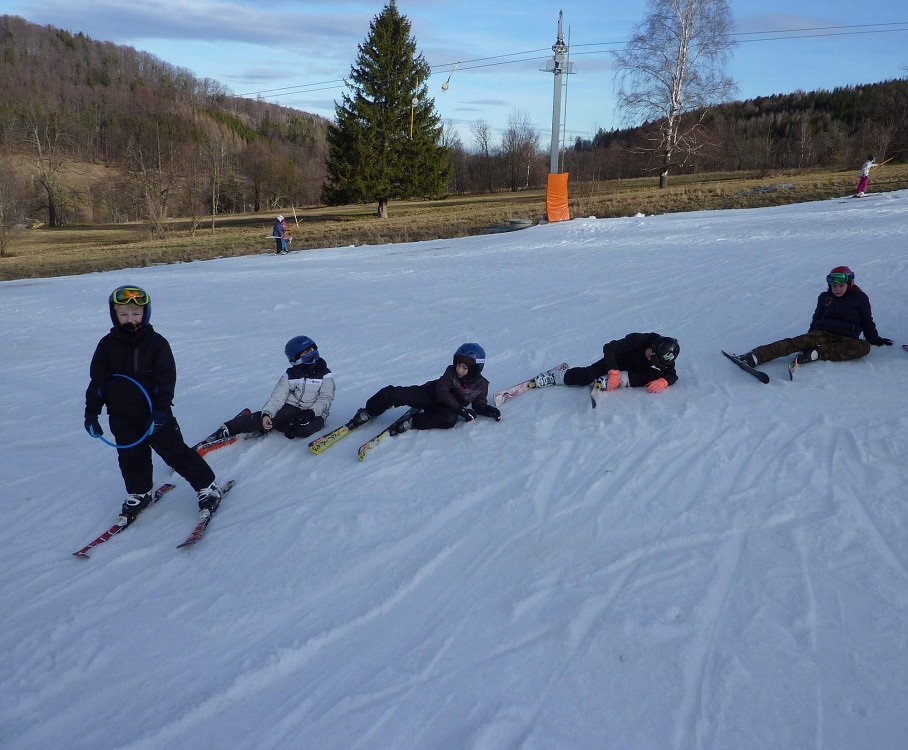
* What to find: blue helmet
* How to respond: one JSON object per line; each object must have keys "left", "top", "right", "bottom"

{"left": 285, "top": 335, "right": 319, "bottom": 365}
{"left": 108, "top": 285, "right": 151, "bottom": 330}
{"left": 453, "top": 342, "right": 486, "bottom": 380}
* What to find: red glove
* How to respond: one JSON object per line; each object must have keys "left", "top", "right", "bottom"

{"left": 606, "top": 369, "right": 622, "bottom": 391}
{"left": 646, "top": 378, "right": 669, "bottom": 394}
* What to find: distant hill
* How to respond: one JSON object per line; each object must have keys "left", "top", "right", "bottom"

{"left": 0, "top": 15, "right": 329, "bottom": 227}
{"left": 567, "top": 79, "right": 908, "bottom": 182}
{"left": 2, "top": 14, "right": 905, "bottom": 229}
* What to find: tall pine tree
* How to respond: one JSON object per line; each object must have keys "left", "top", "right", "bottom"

{"left": 323, "top": 1, "right": 449, "bottom": 218}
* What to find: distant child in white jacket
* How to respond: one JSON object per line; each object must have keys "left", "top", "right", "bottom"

{"left": 206, "top": 336, "right": 335, "bottom": 442}
{"left": 854, "top": 155, "right": 877, "bottom": 197}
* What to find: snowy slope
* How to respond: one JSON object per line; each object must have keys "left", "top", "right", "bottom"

{"left": 1, "top": 192, "right": 907, "bottom": 750}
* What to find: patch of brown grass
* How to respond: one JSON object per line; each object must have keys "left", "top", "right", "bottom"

{"left": 3, "top": 165, "right": 906, "bottom": 281}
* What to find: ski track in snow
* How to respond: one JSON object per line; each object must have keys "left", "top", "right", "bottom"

{"left": 1, "top": 192, "right": 908, "bottom": 749}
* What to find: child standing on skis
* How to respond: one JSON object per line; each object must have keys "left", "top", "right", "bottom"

{"left": 272, "top": 214, "right": 289, "bottom": 254}
{"left": 347, "top": 343, "right": 501, "bottom": 436}
{"left": 84, "top": 286, "right": 224, "bottom": 523}
{"left": 854, "top": 155, "right": 877, "bottom": 198}
{"left": 203, "top": 336, "right": 335, "bottom": 443}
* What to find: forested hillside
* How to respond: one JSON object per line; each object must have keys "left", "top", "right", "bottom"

{"left": 0, "top": 15, "right": 329, "bottom": 228}
{"left": 567, "top": 79, "right": 908, "bottom": 182}
{"left": 1, "top": 14, "right": 906, "bottom": 231}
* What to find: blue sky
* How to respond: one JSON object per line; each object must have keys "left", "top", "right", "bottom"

{"left": 6, "top": 0, "right": 907, "bottom": 148}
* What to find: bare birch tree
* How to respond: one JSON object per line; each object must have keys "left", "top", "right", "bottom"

{"left": 23, "top": 108, "right": 68, "bottom": 226}
{"left": 471, "top": 120, "right": 495, "bottom": 193}
{"left": 0, "top": 159, "right": 28, "bottom": 257}
{"left": 614, "top": 0, "right": 736, "bottom": 187}
{"left": 501, "top": 109, "right": 540, "bottom": 192}
{"left": 125, "top": 123, "right": 178, "bottom": 237}
{"left": 201, "top": 135, "right": 231, "bottom": 234}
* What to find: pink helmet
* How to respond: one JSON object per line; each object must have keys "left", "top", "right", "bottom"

{"left": 827, "top": 265, "right": 854, "bottom": 290}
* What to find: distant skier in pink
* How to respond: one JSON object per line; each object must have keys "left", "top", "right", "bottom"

{"left": 854, "top": 155, "right": 876, "bottom": 197}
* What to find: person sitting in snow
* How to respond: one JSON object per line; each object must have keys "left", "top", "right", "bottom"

{"left": 84, "top": 285, "right": 224, "bottom": 523}
{"left": 735, "top": 265, "right": 891, "bottom": 368}
{"left": 344, "top": 343, "right": 501, "bottom": 436}
{"left": 202, "top": 335, "right": 335, "bottom": 443}
{"left": 551, "top": 333, "right": 680, "bottom": 394}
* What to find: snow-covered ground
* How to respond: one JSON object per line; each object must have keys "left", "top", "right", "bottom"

{"left": 2, "top": 192, "right": 907, "bottom": 750}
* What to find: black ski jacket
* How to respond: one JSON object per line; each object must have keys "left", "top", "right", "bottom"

{"left": 85, "top": 324, "right": 177, "bottom": 421}
{"left": 601, "top": 332, "right": 678, "bottom": 388}
{"left": 428, "top": 365, "right": 491, "bottom": 412}
{"left": 809, "top": 286, "right": 880, "bottom": 341}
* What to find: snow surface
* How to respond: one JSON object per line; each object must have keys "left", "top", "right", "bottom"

{"left": 2, "top": 193, "right": 907, "bottom": 750}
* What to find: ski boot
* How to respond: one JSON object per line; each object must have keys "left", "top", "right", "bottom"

{"left": 534, "top": 365, "right": 567, "bottom": 387}
{"left": 197, "top": 482, "right": 224, "bottom": 519}
{"left": 794, "top": 347, "right": 820, "bottom": 364}
{"left": 117, "top": 490, "right": 153, "bottom": 527}
{"left": 349, "top": 407, "right": 373, "bottom": 429}
{"left": 389, "top": 416, "right": 414, "bottom": 436}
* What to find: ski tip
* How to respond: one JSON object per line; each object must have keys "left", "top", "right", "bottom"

{"left": 722, "top": 350, "right": 770, "bottom": 383}
{"left": 72, "top": 551, "right": 90, "bottom": 559}
{"left": 358, "top": 436, "right": 382, "bottom": 461}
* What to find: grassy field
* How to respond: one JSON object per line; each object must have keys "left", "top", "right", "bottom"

{"left": 3, "top": 164, "right": 907, "bottom": 281}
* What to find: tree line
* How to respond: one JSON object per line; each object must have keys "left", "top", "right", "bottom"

{"left": 567, "top": 79, "right": 908, "bottom": 183}
{"left": 0, "top": 14, "right": 329, "bottom": 236}
{"left": 1, "top": 8, "right": 906, "bottom": 250}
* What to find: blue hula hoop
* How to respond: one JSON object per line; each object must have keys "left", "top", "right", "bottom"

{"left": 91, "top": 374, "right": 155, "bottom": 449}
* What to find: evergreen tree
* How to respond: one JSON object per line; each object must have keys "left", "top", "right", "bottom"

{"left": 322, "top": 1, "right": 450, "bottom": 218}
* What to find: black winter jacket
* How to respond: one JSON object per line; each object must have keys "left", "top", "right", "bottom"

{"left": 602, "top": 332, "right": 678, "bottom": 388}
{"left": 85, "top": 324, "right": 177, "bottom": 421}
{"left": 429, "top": 365, "right": 491, "bottom": 411}
{"left": 809, "top": 285, "right": 880, "bottom": 341}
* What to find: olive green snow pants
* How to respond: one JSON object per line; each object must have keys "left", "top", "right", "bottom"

{"left": 753, "top": 330, "right": 871, "bottom": 364}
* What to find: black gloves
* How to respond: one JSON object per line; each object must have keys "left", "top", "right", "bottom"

{"left": 871, "top": 337, "right": 893, "bottom": 346}
{"left": 84, "top": 415, "right": 103, "bottom": 437}
{"left": 459, "top": 408, "right": 477, "bottom": 422}
{"left": 151, "top": 408, "right": 172, "bottom": 432}
{"left": 477, "top": 404, "right": 501, "bottom": 421}
{"left": 284, "top": 410, "right": 316, "bottom": 439}
{"left": 466, "top": 405, "right": 502, "bottom": 422}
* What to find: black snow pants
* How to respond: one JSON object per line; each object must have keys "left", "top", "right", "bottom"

{"left": 365, "top": 385, "right": 459, "bottom": 430}
{"left": 111, "top": 416, "right": 215, "bottom": 494}
{"left": 225, "top": 404, "right": 324, "bottom": 439}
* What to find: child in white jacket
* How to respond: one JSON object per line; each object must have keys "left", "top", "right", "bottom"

{"left": 208, "top": 336, "right": 335, "bottom": 441}
{"left": 854, "top": 155, "right": 877, "bottom": 197}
